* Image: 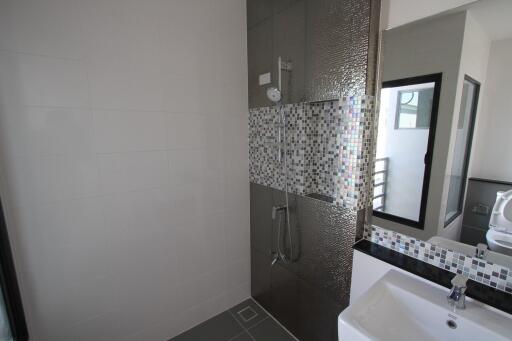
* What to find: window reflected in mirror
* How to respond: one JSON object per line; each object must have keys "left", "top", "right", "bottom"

{"left": 395, "top": 88, "right": 433, "bottom": 129}
{"left": 444, "top": 76, "right": 480, "bottom": 226}
{"left": 373, "top": 74, "right": 442, "bottom": 228}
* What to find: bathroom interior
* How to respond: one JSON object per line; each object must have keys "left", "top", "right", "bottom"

{"left": 0, "top": 0, "right": 511, "bottom": 340}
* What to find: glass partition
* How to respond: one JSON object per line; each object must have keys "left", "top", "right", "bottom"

{"left": 445, "top": 76, "right": 480, "bottom": 226}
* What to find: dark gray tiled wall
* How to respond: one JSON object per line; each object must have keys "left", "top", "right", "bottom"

{"left": 250, "top": 183, "right": 361, "bottom": 341}
{"left": 247, "top": 0, "right": 273, "bottom": 28}
{"left": 247, "top": 0, "right": 306, "bottom": 108}
{"left": 248, "top": 18, "right": 274, "bottom": 108}
{"left": 461, "top": 179, "right": 512, "bottom": 245}
{"left": 247, "top": 0, "right": 378, "bottom": 107}
{"left": 272, "top": 0, "right": 306, "bottom": 105}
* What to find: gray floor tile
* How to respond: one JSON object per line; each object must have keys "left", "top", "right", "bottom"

{"left": 248, "top": 318, "right": 296, "bottom": 341}
{"left": 229, "top": 331, "right": 254, "bottom": 341}
{"left": 229, "top": 298, "right": 268, "bottom": 329}
{"left": 169, "top": 311, "right": 243, "bottom": 341}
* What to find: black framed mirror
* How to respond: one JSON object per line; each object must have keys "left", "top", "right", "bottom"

{"left": 373, "top": 73, "right": 442, "bottom": 229}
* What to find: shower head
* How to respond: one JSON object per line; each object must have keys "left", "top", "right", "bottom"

{"left": 266, "top": 87, "right": 282, "bottom": 103}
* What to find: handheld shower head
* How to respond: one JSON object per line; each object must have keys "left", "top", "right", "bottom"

{"left": 266, "top": 87, "right": 282, "bottom": 103}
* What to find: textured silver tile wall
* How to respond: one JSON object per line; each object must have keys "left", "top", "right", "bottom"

{"left": 250, "top": 183, "right": 361, "bottom": 341}
{"left": 305, "top": 0, "right": 371, "bottom": 101}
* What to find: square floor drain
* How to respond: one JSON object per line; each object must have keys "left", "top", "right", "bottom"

{"left": 237, "top": 306, "right": 258, "bottom": 322}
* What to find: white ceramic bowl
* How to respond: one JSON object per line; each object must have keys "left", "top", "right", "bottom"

{"left": 486, "top": 229, "right": 512, "bottom": 256}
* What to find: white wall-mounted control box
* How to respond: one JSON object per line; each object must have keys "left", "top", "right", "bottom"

{"left": 258, "top": 72, "right": 271, "bottom": 86}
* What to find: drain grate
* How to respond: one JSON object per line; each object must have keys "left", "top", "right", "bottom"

{"left": 237, "top": 306, "right": 258, "bottom": 322}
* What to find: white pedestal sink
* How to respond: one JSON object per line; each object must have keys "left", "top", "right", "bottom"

{"left": 338, "top": 270, "right": 512, "bottom": 341}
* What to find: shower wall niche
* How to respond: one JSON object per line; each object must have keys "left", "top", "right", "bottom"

{"left": 248, "top": 97, "right": 375, "bottom": 209}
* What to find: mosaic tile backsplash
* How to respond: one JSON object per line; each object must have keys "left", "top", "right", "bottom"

{"left": 248, "top": 95, "right": 375, "bottom": 210}
{"left": 336, "top": 96, "right": 375, "bottom": 209}
{"left": 364, "top": 225, "right": 512, "bottom": 294}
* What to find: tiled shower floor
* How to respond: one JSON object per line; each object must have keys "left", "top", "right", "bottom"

{"left": 169, "top": 298, "right": 297, "bottom": 341}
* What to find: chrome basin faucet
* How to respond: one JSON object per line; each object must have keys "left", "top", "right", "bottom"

{"left": 447, "top": 274, "right": 468, "bottom": 311}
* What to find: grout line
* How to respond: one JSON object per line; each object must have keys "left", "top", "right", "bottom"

{"left": 248, "top": 298, "right": 300, "bottom": 341}
{"left": 227, "top": 310, "right": 257, "bottom": 341}
{"left": 23, "top": 104, "right": 215, "bottom": 115}
{"left": 246, "top": 316, "right": 268, "bottom": 330}
{"left": 1, "top": 49, "right": 82, "bottom": 61}
{"left": 95, "top": 148, "right": 168, "bottom": 155}
{"left": 227, "top": 330, "right": 250, "bottom": 341}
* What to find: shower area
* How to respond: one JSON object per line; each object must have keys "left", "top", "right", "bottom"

{"left": 247, "top": 0, "right": 380, "bottom": 340}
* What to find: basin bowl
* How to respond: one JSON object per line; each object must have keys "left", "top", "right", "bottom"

{"left": 338, "top": 270, "right": 512, "bottom": 341}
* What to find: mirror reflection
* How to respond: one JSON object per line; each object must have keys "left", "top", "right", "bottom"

{"left": 374, "top": 75, "right": 441, "bottom": 227}
{"left": 371, "top": 0, "right": 512, "bottom": 268}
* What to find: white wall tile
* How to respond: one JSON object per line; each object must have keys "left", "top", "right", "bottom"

{"left": 124, "top": 316, "right": 181, "bottom": 341}
{"left": 226, "top": 258, "right": 251, "bottom": 292}
{"left": 0, "top": 0, "right": 249, "bottom": 339}
{"left": 156, "top": 0, "right": 215, "bottom": 76}
{"left": 210, "top": 0, "right": 247, "bottom": 89}
{"left": 93, "top": 109, "right": 167, "bottom": 153}
{"left": 102, "top": 189, "right": 175, "bottom": 250}
{"left": 0, "top": 106, "right": 94, "bottom": 157}
{"left": 202, "top": 211, "right": 229, "bottom": 270}
{"left": 14, "top": 198, "right": 110, "bottom": 277}
{"left": 168, "top": 148, "right": 225, "bottom": 215}
{"left": 172, "top": 294, "right": 228, "bottom": 339}
{"left": 86, "top": 51, "right": 164, "bottom": 111}
{"left": 225, "top": 281, "right": 250, "bottom": 308}
{"left": 222, "top": 114, "right": 250, "bottom": 163}
{"left": 12, "top": 198, "right": 114, "bottom": 339}
{"left": 167, "top": 113, "right": 206, "bottom": 149}
{"left": 69, "top": 311, "right": 122, "bottom": 341}
{"left": 98, "top": 151, "right": 168, "bottom": 194}
{"left": 162, "top": 75, "right": 206, "bottom": 114}
{"left": 171, "top": 210, "right": 228, "bottom": 285}
{"left": 0, "top": 0, "right": 86, "bottom": 59}
{"left": 81, "top": 0, "right": 164, "bottom": 111}
{"left": 4, "top": 154, "right": 100, "bottom": 207}
{"left": 224, "top": 205, "right": 251, "bottom": 261}
{"left": 101, "top": 189, "right": 180, "bottom": 336}
{"left": 80, "top": 0, "right": 161, "bottom": 57}
{"left": 17, "top": 53, "right": 88, "bottom": 107}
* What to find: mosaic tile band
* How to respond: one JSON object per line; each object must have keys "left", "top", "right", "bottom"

{"left": 248, "top": 95, "right": 375, "bottom": 210}
{"left": 364, "top": 225, "right": 512, "bottom": 294}
{"left": 336, "top": 96, "right": 375, "bottom": 208}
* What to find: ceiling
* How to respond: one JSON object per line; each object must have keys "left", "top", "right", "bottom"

{"left": 468, "top": 0, "right": 512, "bottom": 40}
{"left": 383, "top": 0, "right": 512, "bottom": 41}
{"left": 382, "top": 0, "right": 478, "bottom": 29}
